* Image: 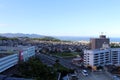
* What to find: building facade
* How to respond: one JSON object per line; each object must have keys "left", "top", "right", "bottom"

{"left": 0, "top": 54, "right": 18, "bottom": 73}
{"left": 90, "top": 35, "right": 110, "bottom": 50}
{"left": 19, "top": 46, "right": 35, "bottom": 61}
{"left": 110, "top": 48, "right": 120, "bottom": 65}
{"left": 0, "top": 46, "right": 35, "bottom": 73}
{"left": 84, "top": 48, "right": 120, "bottom": 67}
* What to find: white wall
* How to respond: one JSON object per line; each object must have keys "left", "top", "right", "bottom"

{"left": 0, "top": 46, "right": 35, "bottom": 73}
{"left": 0, "top": 54, "right": 18, "bottom": 73}
{"left": 20, "top": 46, "right": 35, "bottom": 62}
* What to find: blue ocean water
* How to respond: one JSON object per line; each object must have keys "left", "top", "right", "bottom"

{"left": 110, "top": 38, "right": 120, "bottom": 42}
{"left": 56, "top": 36, "right": 120, "bottom": 42}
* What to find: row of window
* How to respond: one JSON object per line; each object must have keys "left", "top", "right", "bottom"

{"left": 0, "top": 60, "right": 18, "bottom": 72}
{"left": 0, "top": 57, "right": 18, "bottom": 66}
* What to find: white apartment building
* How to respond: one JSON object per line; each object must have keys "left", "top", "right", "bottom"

{"left": 0, "top": 46, "right": 35, "bottom": 73}
{"left": 19, "top": 46, "right": 35, "bottom": 61}
{"left": 84, "top": 48, "right": 120, "bottom": 67}
{"left": 110, "top": 48, "right": 120, "bottom": 65}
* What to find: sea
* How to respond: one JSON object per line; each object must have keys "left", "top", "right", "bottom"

{"left": 56, "top": 36, "right": 120, "bottom": 42}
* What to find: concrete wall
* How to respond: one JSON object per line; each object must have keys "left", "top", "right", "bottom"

{"left": 0, "top": 54, "right": 18, "bottom": 73}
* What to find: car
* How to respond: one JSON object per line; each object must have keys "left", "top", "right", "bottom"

{"left": 71, "top": 74, "right": 78, "bottom": 80}
{"left": 82, "top": 70, "right": 88, "bottom": 76}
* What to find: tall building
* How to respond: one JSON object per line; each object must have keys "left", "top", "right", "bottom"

{"left": 90, "top": 35, "right": 110, "bottom": 50}
{"left": 84, "top": 35, "right": 120, "bottom": 67}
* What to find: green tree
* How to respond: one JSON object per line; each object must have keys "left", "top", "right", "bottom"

{"left": 18, "top": 57, "right": 57, "bottom": 80}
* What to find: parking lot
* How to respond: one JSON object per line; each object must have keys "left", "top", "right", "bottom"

{"left": 91, "top": 71, "right": 112, "bottom": 80}
{"left": 74, "top": 70, "right": 112, "bottom": 80}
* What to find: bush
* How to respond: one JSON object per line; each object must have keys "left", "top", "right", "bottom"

{"left": 18, "top": 57, "right": 57, "bottom": 80}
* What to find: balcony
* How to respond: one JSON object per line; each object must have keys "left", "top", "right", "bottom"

{"left": 112, "top": 58, "right": 118, "bottom": 60}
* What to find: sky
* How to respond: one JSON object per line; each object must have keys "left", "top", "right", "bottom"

{"left": 0, "top": 0, "right": 120, "bottom": 37}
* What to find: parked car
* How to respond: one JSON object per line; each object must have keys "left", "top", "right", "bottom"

{"left": 82, "top": 70, "right": 88, "bottom": 76}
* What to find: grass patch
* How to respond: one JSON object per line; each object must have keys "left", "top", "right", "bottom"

{"left": 53, "top": 52, "right": 80, "bottom": 58}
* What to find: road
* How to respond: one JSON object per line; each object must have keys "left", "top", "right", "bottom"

{"left": 36, "top": 53, "right": 56, "bottom": 66}
{"left": 37, "top": 53, "right": 78, "bottom": 69}
{"left": 37, "top": 53, "right": 112, "bottom": 80}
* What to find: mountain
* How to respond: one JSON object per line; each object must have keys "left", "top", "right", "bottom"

{"left": 1, "top": 33, "right": 120, "bottom": 42}
{"left": 0, "top": 33, "right": 44, "bottom": 38}
{"left": 55, "top": 36, "right": 90, "bottom": 41}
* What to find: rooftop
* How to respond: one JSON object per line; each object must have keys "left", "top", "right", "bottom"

{"left": 0, "top": 52, "right": 15, "bottom": 58}
{"left": 0, "top": 46, "right": 34, "bottom": 58}
{"left": 0, "top": 46, "right": 34, "bottom": 52}
{"left": 85, "top": 48, "right": 110, "bottom": 52}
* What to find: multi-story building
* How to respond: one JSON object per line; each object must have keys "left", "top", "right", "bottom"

{"left": 19, "top": 46, "right": 35, "bottom": 61}
{"left": 84, "top": 35, "right": 120, "bottom": 68}
{"left": 90, "top": 35, "right": 110, "bottom": 49}
{"left": 110, "top": 48, "right": 120, "bottom": 65}
{"left": 0, "top": 53, "right": 18, "bottom": 73}
{"left": 84, "top": 49, "right": 110, "bottom": 67}
{"left": 84, "top": 48, "right": 120, "bottom": 67}
{"left": 0, "top": 46, "right": 35, "bottom": 73}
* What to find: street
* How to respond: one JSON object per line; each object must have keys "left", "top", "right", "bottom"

{"left": 37, "top": 53, "right": 112, "bottom": 80}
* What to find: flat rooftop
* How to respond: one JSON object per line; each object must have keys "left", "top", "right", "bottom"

{"left": 0, "top": 46, "right": 34, "bottom": 58}
{"left": 86, "top": 48, "right": 120, "bottom": 52}
{"left": 0, "top": 52, "right": 15, "bottom": 58}
{"left": 0, "top": 46, "right": 34, "bottom": 51}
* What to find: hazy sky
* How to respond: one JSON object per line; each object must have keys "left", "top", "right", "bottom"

{"left": 0, "top": 0, "right": 120, "bottom": 37}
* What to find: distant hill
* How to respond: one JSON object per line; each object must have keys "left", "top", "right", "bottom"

{"left": 0, "top": 33, "right": 45, "bottom": 38}
{"left": 1, "top": 33, "right": 120, "bottom": 42}
{"left": 55, "top": 36, "right": 90, "bottom": 41}
{"left": 32, "top": 36, "right": 61, "bottom": 41}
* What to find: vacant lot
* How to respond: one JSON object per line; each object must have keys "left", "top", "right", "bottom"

{"left": 53, "top": 52, "right": 80, "bottom": 58}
